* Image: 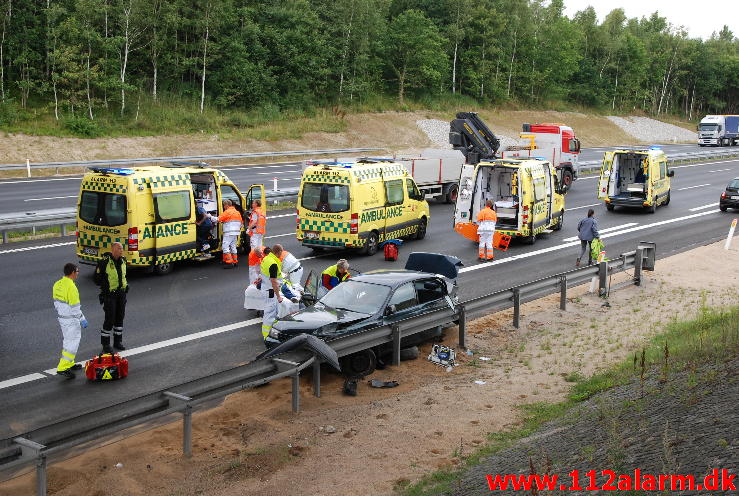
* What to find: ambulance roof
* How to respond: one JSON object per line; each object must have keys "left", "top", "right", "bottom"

{"left": 612, "top": 147, "right": 666, "bottom": 158}
{"left": 85, "top": 164, "right": 224, "bottom": 179}
{"left": 303, "top": 159, "right": 408, "bottom": 181}
{"left": 477, "top": 158, "right": 549, "bottom": 168}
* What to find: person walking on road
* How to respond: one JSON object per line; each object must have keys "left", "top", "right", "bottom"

{"left": 219, "top": 199, "right": 243, "bottom": 269}
{"left": 576, "top": 208, "right": 600, "bottom": 267}
{"left": 95, "top": 242, "right": 129, "bottom": 353}
{"left": 477, "top": 200, "right": 497, "bottom": 261}
{"left": 260, "top": 244, "right": 284, "bottom": 339}
{"left": 247, "top": 199, "right": 266, "bottom": 251}
{"left": 53, "top": 263, "right": 88, "bottom": 379}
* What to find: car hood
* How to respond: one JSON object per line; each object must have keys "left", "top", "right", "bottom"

{"left": 273, "top": 305, "right": 372, "bottom": 338}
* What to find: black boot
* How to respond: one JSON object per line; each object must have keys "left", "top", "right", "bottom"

{"left": 101, "top": 334, "right": 113, "bottom": 354}
{"left": 113, "top": 334, "right": 126, "bottom": 351}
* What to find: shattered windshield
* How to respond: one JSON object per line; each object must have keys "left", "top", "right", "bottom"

{"left": 318, "top": 281, "right": 391, "bottom": 315}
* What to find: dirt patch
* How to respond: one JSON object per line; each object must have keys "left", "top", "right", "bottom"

{"left": 1, "top": 241, "right": 736, "bottom": 496}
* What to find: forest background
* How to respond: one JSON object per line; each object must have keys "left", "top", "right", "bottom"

{"left": 0, "top": 0, "right": 736, "bottom": 138}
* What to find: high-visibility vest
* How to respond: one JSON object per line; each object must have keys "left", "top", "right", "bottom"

{"left": 102, "top": 256, "right": 128, "bottom": 292}
{"left": 52, "top": 276, "right": 83, "bottom": 320}
{"left": 321, "top": 264, "right": 350, "bottom": 289}
{"left": 279, "top": 250, "right": 301, "bottom": 274}
{"left": 260, "top": 253, "right": 283, "bottom": 284}
{"left": 477, "top": 207, "right": 497, "bottom": 232}
{"left": 251, "top": 207, "right": 266, "bottom": 235}
{"left": 219, "top": 206, "right": 243, "bottom": 235}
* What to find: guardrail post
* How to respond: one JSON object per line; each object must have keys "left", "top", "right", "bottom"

{"left": 391, "top": 325, "right": 401, "bottom": 366}
{"left": 163, "top": 392, "right": 193, "bottom": 458}
{"left": 312, "top": 359, "right": 321, "bottom": 398}
{"left": 512, "top": 288, "right": 521, "bottom": 328}
{"left": 26, "top": 159, "right": 31, "bottom": 178}
{"left": 598, "top": 261, "right": 609, "bottom": 297}
{"left": 634, "top": 247, "right": 644, "bottom": 286}
{"left": 559, "top": 275, "right": 567, "bottom": 310}
{"left": 2, "top": 230, "right": 7, "bottom": 244}
{"left": 61, "top": 224, "right": 68, "bottom": 237}
{"left": 292, "top": 370, "right": 300, "bottom": 413}
{"left": 457, "top": 305, "right": 466, "bottom": 350}
{"left": 13, "top": 437, "right": 47, "bottom": 496}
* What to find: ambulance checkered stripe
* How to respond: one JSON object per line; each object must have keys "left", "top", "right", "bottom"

{"left": 132, "top": 174, "right": 191, "bottom": 188}
{"left": 302, "top": 238, "right": 352, "bottom": 247}
{"left": 299, "top": 219, "right": 351, "bottom": 233}
{"left": 77, "top": 233, "right": 127, "bottom": 248}
{"left": 137, "top": 249, "right": 196, "bottom": 265}
{"left": 302, "top": 174, "right": 351, "bottom": 184}
{"left": 351, "top": 164, "right": 406, "bottom": 180}
{"left": 80, "top": 182, "right": 128, "bottom": 194}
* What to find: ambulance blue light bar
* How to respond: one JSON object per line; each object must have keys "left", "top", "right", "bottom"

{"left": 357, "top": 157, "right": 394, "bottom": 163}
{"left": 309, "top": 160, "right": 354, "bottom": 167}
{"left": 88, "top": 167, "right": 135, "bottom": 175}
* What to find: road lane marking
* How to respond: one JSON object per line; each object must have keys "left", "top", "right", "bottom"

{"left": 0, "top": 177, "right": 83, "bottom": 185}
{"left": 459, "top": 210, "right": 718, "bottom": 274}
{"left": 562, "top": 223, "right": 638, "bottom": 242}
{"left": 265, "top": 233, "right": 293, "bottom": 239}
{"left": 672, "top": 159, "right": 739, "bottom": 169}
{"left": 708, "top": 169, "right": 730, "bottom": 173}
{"left": 678, "top": 183, "right": 710, "bottom": 191}
{"left": 257, "top": 170, "right": 302, "bottom": 175}
{"left": 690, "top": 202, "right": 719, "bottom": 212}
{"left": 0, "top": 373, "right": 47, "bottom": 390}
{"left": 0, "top": 241, "right": 75, "bottom": 254}
{"left": 566, "top": 203, "right": 600, "bottom": 211}
{"left": 268, "top": 213, "right": 296, "bottom": 219}
{"left": 24, "top": 195, "right": 78, "bottom": 202}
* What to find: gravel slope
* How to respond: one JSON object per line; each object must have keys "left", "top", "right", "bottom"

{"left": 607, "top": 116, "right": 697, "bottom": 143}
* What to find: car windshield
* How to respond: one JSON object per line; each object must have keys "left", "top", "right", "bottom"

{"left": 318, "top": 280, "right": 391, "bottom": 315}
{"left": 728, "top": 179, "right": 739, "bottom": 189}
{"left": 699, "top": 124, "right": 718, "bottom": 131}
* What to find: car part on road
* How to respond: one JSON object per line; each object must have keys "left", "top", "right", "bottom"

{"left": 257, "top": 334, "right": 340, "bottom": 372}
{"left": 368, "top": 379, "right": 399, "bottom": 388}
{"left": 427, "top": 344, "right": 458, "bottom": 368}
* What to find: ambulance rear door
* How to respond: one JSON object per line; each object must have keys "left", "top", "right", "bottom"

{"left": 454, "top": 164, "right": 475, "bottom": 226}
{"left": 598, "top": 152, "right": 614, "bottom": 200}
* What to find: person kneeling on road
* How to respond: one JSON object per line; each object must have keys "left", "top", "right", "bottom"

{"left": 260, "top": 244, "right": 284, "bottom": 339}
{"left": 53, "top": 263, "right": 88, "bottom": 379}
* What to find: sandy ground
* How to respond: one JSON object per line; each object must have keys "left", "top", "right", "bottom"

{"left": 2, "top": 240, "right": 737, "bottom": 496}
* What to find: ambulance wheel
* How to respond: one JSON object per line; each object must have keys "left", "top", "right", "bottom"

{"left": 362, "top": 232, "right": 379, "bottom": 256}
{"left": 415, "top": 218, "right": 427, "bottom": 240}
{"left": 663, "top": 191, "right": 671, "bottom": 206}
{"left": 340, "top": 349, "right": 376, "bottom": 377}
{"left": 552, "top": 210, "right": 564, "bottom": 231}
{"left": 154, "top": 262, "right": 173, "bottom": 275}
{"left": 647, "top": 199, "right": 656, "bottom": 214}
{"left": 606, "top": 203, "right": 615, "bottom": 212}
{"left": 523, "top": 234, "right": 536, "bottom": 245}
{"left": 445, "top": 184, "right": 459, "bottom": 204}
{"left": 562, "top": 170, "right": 574, "bottom": 191}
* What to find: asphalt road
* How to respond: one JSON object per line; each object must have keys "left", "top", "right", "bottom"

{"left": 0, "top": 143, "right": 720, "bottom": 215}
{"left": 0, "top": 152, "right": 738, "bottom": 438}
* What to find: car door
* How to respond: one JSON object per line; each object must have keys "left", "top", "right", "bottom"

{"left": 383, "top": 282, "right": 419, "bottom": 324}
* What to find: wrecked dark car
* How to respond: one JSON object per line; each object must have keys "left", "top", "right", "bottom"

{"left": 265, "top": 253, "right": 462, "bottom": 377}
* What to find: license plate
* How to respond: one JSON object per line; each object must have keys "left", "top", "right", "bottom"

{"left": 304, "top": 231, "right": 320, "bottom": 240}
{"left": 732, "top": 196, "right": 739, "bottom": 200}
{"left": 82, "top": 246, "right": 98, "bottom": 256}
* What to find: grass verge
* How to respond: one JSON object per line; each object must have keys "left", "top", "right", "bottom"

{"left": 400, "top": 304, "right": 739, "bottom": 495}
{"left": 1, "top": 224, "right": 76, "bottom": 244}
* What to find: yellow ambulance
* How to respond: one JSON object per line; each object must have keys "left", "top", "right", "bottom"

{"left": 296, "top": 159, "right": 430, "bottom": 255}
{"left": 453, "top": 158, "right": 565, "bottom": 245}
{"left": 597, "top": 148, "right": 673, "bottom": 213}
{"left": 76, "top": 164, "right": 264, "bottom": 274}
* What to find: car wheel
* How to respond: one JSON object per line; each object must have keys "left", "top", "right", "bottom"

{"left": 606, "top": 203, "right": 615, "bottom": 212}
{"left": 562, "top": 170, "right": 574, "bottom": 192}
{"left": 154, "top": 262, "right": 173, "bottom": 275}
{"left": 400, "top": 346, "right": 420, "bottom": 361}
{"left": 719, "top": 205, "right": 728, "bottom": 212}
{"left": 663, "top": 191, "right": 670, "bottom": 206}
{"left": 523, "top": 233, "right": 536, "bottom": 245}
{"left": 415, "top": 218, "right": 427, "bottom": 240}
{"left": 362, "top": 231, "right": 379, "bottom": 256}
{"left": 310, "top": 246, "right": 325, "bottom": 254}
{"left": 699, "top": 144, "right": 705, "bottom": 147}
{"left": 552, "top": 210, "right": 564, "bottom": 231}
{"left": 445, "top": 184, "right": 459, "bottom": 204}
{"left": 340, "top": 349, "right": 376, "bottom": 377}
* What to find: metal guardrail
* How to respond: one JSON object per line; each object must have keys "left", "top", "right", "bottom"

{"left": 0, "top": 241, "right": 656, "bottom": 494}
{"left": 577, "top": 148, "right": 739, "bottom": 175}
{"left": 0, "top": 189, "right": 300, "bottom": 243}
{"left": 0, "top": 148, "right": 385, "bottom": 175}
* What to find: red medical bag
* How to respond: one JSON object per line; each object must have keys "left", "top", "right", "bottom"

{"left": 85, "top": 353, "right": 129, "bottom": 381}
{"left": 493, "top": 232, "right": 511, "bottom": 251}
{"left": 384, "top": 243, "right": 398, "bottom": 261}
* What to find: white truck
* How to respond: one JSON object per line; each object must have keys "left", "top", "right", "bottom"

{"left": 698, "top": 115, "right": 739, "bottom": 146}
{"left": 304, "top": 150, "right": 465, "bottom": 204}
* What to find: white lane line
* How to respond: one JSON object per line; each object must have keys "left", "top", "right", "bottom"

{"left": 566, "top": 203, "right": 600, "bottom": 211}
{"left": 268, "top": 213, "right": 295, "bottom": 219}
{"left": 690, "top": 202, "right": 719, "bottom": 212}
{"left": 0, "top": 373, "right": 47, "bottom": 390}
{"left": 672, "top": 159, "right": 739, "bottom": 169}
{"left": 678, "top": 183, "right": 710, "bottom": 191}
{"left": 39, "top": 318, "right": 263, "bottom": 376}
{"left": 0, "top": 177, "right": 83, "bottom": 185}
{"left": 227, "top": 164, "right": 300, "bottom": 171}
{"left": 24, "top": 195, "right": 78, "bottom": 202}
{"left": 257, "top": 170, "right": 301, "bottom": 175}
{"left": 459, "top": 210, "right": 718, "bottom": 274}
{"left": 265, "top": 233, "right": 293, "bottom": 239}
{"left": 708, "top": 169, "right": 730, "bottom": 173}
{"left": 0, "top": 241, "right": 75, "bottom": 254}
{"left": 562, "top": 223, "right": 638, "bottom": 242}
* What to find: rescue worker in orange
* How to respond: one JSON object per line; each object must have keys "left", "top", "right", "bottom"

{"left": 248, "top": 245, "right": 266, "bottom": 285}
{"left": 218, "top": 199, "right": 243, "bottom": 269}
{"left": 477, "top": 200, "right": 497, "bottom": 261}
{"left": 248, "top": 199, "right": 266, "bottom": 251}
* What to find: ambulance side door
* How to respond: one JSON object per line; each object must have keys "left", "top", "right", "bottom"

{"left": 243, "top": 184, "right": 266, "bottom": 231}
{"left": 597, "top": 152, "right": 614, "bottom": 200}
{"left": 382, "top": 178, "right": 406, "bottom": 241}
{"left": 149, "top": 183, "right": 195, "bottom": 258}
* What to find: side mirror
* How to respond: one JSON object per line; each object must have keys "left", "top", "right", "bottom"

{"left": 384, "top": 304, "right": 397, "bottom": 316}
{"left": 667, "top": 170, "right": 674, "bottom": 177}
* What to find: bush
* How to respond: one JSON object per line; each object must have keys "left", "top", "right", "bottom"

{"left": 0, "top": 99, "right": 27, "bottom": 126}
{"left": 63, "top": 116, "right": 102, "bottom": 137}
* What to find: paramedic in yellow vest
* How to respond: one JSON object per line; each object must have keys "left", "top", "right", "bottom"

{"left": 248, "top": 199, "right": 266, "bottom": 251}
{"left": 260, "top": 244, "right": 284, "bottom": 339}
{"left": 477, "top": 200, "right": 497, "bottom": 261}
{"left": 218, "top": 199, "right": 243, "bottom": 269}
{"left": 53, "top": 263, "right": 88, "bottom": 379}
{"left": 95, "top": 242, "right": 128, "bottom": 353}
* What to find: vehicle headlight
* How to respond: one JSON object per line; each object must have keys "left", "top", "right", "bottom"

{"left": 268, "top": 328, "right": 281, "bottom": 339}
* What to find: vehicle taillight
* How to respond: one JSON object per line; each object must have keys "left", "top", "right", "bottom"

{"left": 721, "top": 192, "right": 727, "bottom": 199}
{"left": 522, "top": 205, "right": 529, "bottom": 223}
{"left": 350, "top": 213, "right": 359, "bottom": 234}
{"left": 75, "top": 222, "right": 79, "bottom": 238}
{"left": 128, "top": 227, "right": 138, "bottom": 251}
{"left": 296, "top": 209, "right": 300, "bottom": 229}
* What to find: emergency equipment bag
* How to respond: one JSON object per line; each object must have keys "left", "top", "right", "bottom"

{"left": 85, "top": 353, "right": 129, "bottom": 381}
{"left": 384, "top": 243, "right": 398, "bottom": 261}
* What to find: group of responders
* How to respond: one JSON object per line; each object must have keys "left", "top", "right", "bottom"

{"left": 485, "top": 468, "right": 736, "bottom": 492}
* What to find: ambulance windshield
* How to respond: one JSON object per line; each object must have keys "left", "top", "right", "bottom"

{"left": 301, "top": 183, "right": 350, "bottom": 213}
